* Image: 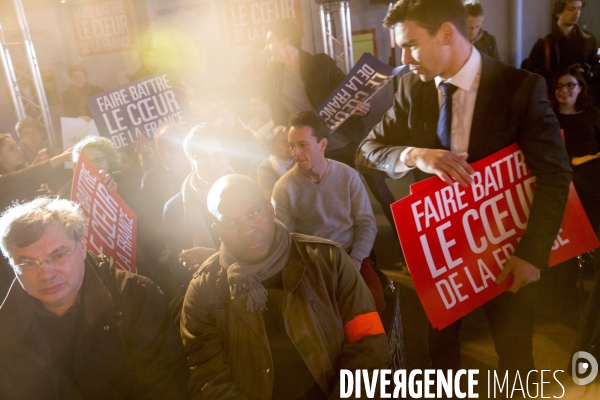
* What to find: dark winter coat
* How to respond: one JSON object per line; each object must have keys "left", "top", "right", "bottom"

{"left": 181, "top": 234, "right": 389, "bottom": 399}
{"left": 0, "top": 252, "right": 188, "bottom": 400}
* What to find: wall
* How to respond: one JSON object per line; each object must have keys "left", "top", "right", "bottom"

{"left": 0, "top": 0, "right": 599, "bottom": 138}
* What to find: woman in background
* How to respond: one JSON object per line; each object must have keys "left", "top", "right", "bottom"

{"left": 552, "top": 65, "right": 600, "bottom": 231}
{"left": 552, "top": 66, "right": 600, "bottom": 362}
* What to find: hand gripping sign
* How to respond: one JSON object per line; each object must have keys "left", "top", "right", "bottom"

{"left": 317, "top": 53, "right": 404, "bottom": 132}
{"left": 71, "top": 152, "right": 137, "bottom": 273}
{"left": 392, "top": 143, "right": 600, "bottom": 329}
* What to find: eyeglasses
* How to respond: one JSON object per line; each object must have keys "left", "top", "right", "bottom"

{"left": 13, "top": 241, "right": 80, "bottom": 274}
{"left": 556, "top": 82, "right": 579, "bottom": 91}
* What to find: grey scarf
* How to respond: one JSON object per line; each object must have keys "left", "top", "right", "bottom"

{"left": 219, "top": 220, "right": 292, "bottom": 312}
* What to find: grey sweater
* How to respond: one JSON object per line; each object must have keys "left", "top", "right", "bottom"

{"left": 272, "top": 160, "right": 376, "bottom": 261}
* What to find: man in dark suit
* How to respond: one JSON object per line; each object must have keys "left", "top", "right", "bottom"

{"left": 356, "top": 0, "right": 572, "bottom": 381}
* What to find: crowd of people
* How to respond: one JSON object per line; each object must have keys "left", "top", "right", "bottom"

{"left": 0, "top": 0, "right": 598, "bottom": 398}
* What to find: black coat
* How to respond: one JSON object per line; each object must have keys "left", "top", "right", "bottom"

{"left": 473, "top": 30, "right": 499, "bottom": 60}
{"left": 527, "top": 24, "right": 599, "bottom": 84}
{"left": 0, "top": 252, "right": 188, "bottom": 400}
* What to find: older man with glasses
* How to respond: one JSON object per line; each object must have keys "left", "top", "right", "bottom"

{"left": 0, "top": 197, "right": 188, "bottom": 399}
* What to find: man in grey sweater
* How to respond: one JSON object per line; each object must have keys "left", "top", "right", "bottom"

{"left": 272, "top": 111, "right": 376, "bottom": 271}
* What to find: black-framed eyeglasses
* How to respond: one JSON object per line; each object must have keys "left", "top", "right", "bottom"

{"left": 556, "top": 82, "right": 579, "bottom": 91}
{"left": 13, "top": 241, "right": 80, "bottom": 274}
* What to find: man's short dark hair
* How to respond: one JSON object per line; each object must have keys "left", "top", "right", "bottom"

{"left": 552, "top": 0, "right": 586, "bottom": 18}
{"left": 465, "top": 2, "right": 484, "bottom": 17}
{"left": 383, "top": 0, "right": 469, "bottom": 39}
{"left": 289, "top": 110, "right": 329, "bottom": 142}
{"left": 266, "top": 19, "right": 302, "bottom": 49}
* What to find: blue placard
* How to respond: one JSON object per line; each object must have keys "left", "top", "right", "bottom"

{"left": 317, "top": 53, "right": 403, "bottom": 132}
{"left": 86, "top": 73, "right": 193, "bottom": 150}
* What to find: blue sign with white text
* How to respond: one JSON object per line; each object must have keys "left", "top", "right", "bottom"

{"left": 317, "top": 53, "right": 403, "bottom": 132}
{"left": 87, "top": 73, "right": 193, "bottom": 150}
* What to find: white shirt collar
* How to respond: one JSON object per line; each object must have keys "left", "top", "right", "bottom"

{"left": 435, "top": 47, "right": 482, "bottom": 91}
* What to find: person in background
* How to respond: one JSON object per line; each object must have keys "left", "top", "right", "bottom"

{"left": 132, "top": 134, "right": 158, "bottom": 173}
{"left": 162, "top": 125, "right": 233, "bottom": 293}
{"left": 181, "top": 174, "right": 388, "bottom": 399}
{"left": 246, "top": 95, "right": 274, "bottom": 138}
{"left": 264, "top": 18, "right": 398, "bottom": 229}
{"left": 552, "top": 65, "right": 600, "bottom": 231}
{"left": 70, "top": 136, "right": 143, "bottom": 209}
{"left": 61, "top": 135, "right": 160, "bottom": 285}
{"left": 257, "top": 125, "right": 294, "bottom": 200}
{"left": 138, "top": 126, "right": 191, "bottom": 298}
{"left": 540, "top": 66, "right": 600, "bottom": 327}
{"left": 465, "top": 2, "right": 499, "bottom": 59}
{"left": 0, "top": 197, "right": 188, "bottom": 399}
{"left": 211, "top": 101, "right": 268, "bottom": 178}
{"left": 14, "top": 118, "right": 72, "bottom": 193}
{"left": 59, "top": 137, "right": 114, "bottom": 198}
{"left": 117, "top": 136, "right": 156, "bottom": 201}
{"left": 551, "top": 69, "right": 600, "bottom": 380}
{"left": 14, "top": 118, "right": 61, "bottom": 165}
{"left": 526, "top": 0, "right": 598, "bottom": 86}
{"left": 1, "top": 133, "right": 26, "bottom": 176}
{"left": 141, "top": 127, "right": 191, "bottom": 210}
{"left": 61, "top": 65, "right": 103, "bottom": 118}
{"left": 130, "top": 47, "right": 157, "bottom": 82}
{"left": 0, "top": 133, "right": 72, "bottom": 211}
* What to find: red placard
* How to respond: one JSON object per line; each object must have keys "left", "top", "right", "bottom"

{"left": 392, "top": 143, "right": 600, "bottom": 329}
{"left": 71, "top": 152, "right": 137, "bottom": 273}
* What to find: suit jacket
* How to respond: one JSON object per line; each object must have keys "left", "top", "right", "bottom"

{"left": 266, "top": 50, "right": 365, "bottom": 144}
{"left": 356, "top": 54, "right": 572, "bottom": 269}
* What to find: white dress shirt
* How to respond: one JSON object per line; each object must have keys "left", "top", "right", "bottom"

{"left": 395, "top": 47, "right": 483, "bottom": 172}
